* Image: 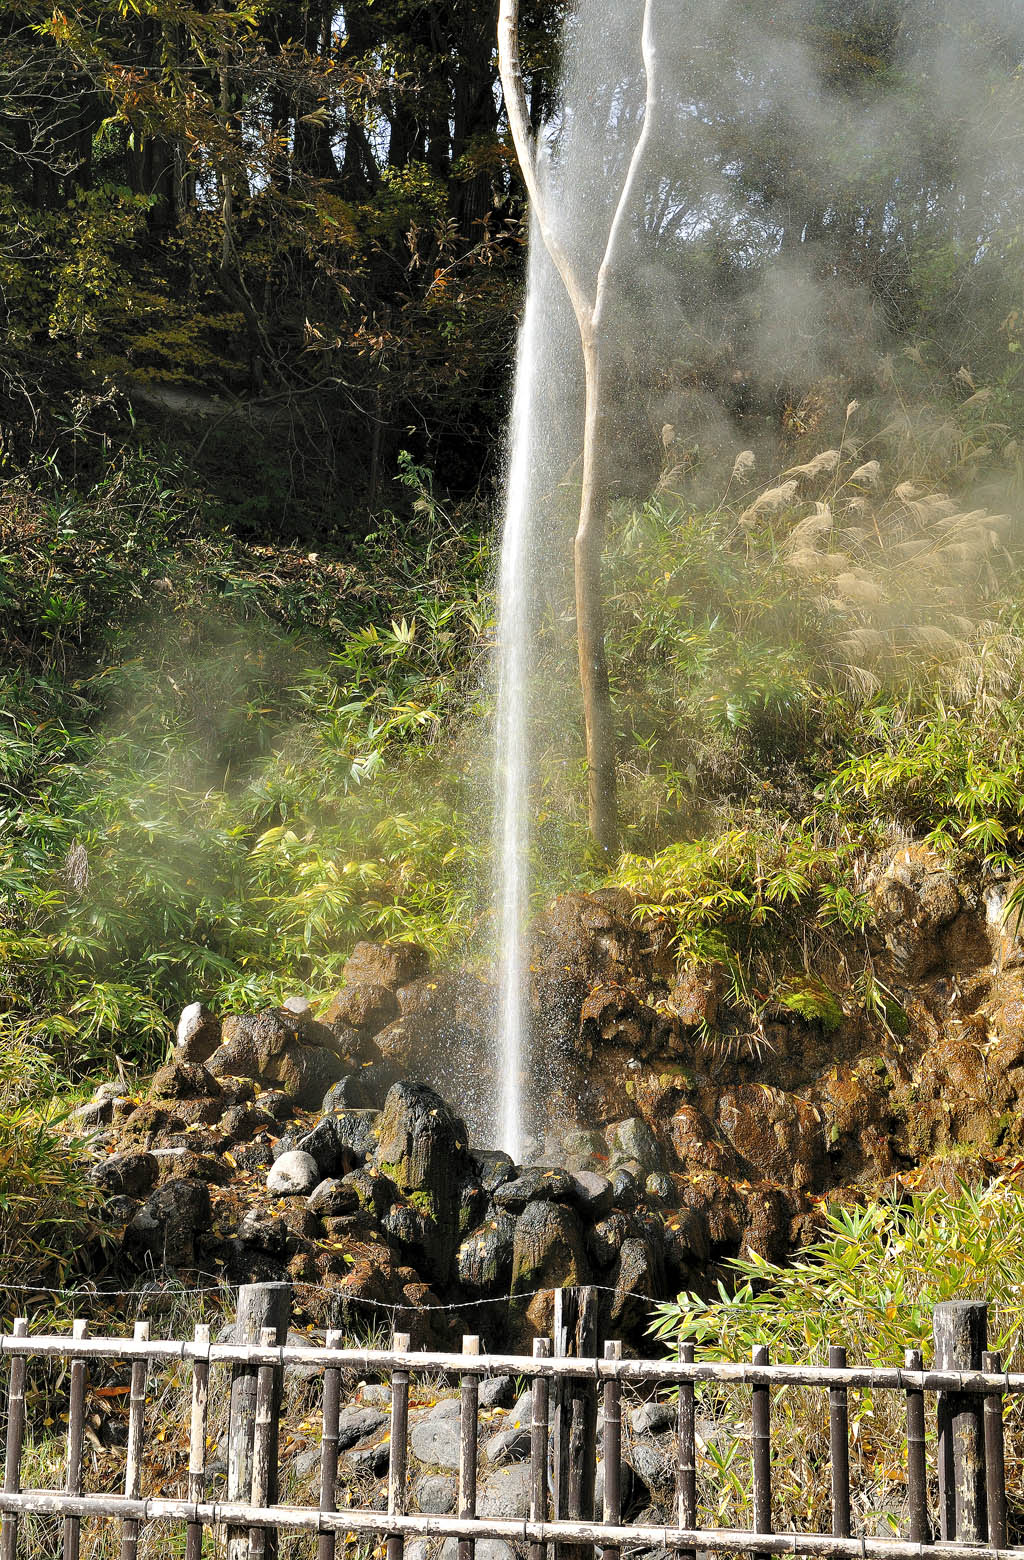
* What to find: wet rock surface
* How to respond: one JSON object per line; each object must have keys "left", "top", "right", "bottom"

{"left": 74, "top": 875, "right": 1024, "bottom": 1342}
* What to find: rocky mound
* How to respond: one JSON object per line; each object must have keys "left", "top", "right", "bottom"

{"left": 76, "top": 844, "right": 1024, "bottom": 1344}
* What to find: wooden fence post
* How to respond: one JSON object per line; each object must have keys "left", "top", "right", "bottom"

{"left": 185, "top": 1323, "right": 211, "bottom": 1560}
{"left": 529, "top": 1337, "right": 551, "bottom": 1560}
{"left": 983, "top": 1349, "right": 1007, "bottom": 1551}
{"left": 226, "top": 1283, "right": 291, "bottom": 1560}
{"left": 934, "top": 1299, "right": 987, "bottom": 1543}
{"left": 318, "top": 1327, "right": 344, "bottom": 1560}
{"left": 600, "top": 1339, "right": 622, "bottom": 1560}
{"left": 751, "top": 1344, "right": 771, "bottom": 1560}
{"left": 458, "top": 1336, "right": 480, "bottom": 1560}
{"left": 118, "top": 1320, "right": 149, "bottom": 1560}
{"left": 553, "top": 1286, "right": 598, "bottom": 1560}
{"left": 828, "top": 1344, "right": 850, "bottom": 1539}
{"left": 386, "top": 1331, "right": 412, "bottom": 1560}
{"left": 674, "top": 1339, "right": 696, "bottom": 1560}
{"left": 904, "top": 1348, "right": 928, "bottom": 1543}
{"left": 1, "top": 1318, "right": 28, "bottom": 1560}
{"left": 63, "top": 1319, "right": 89, "bottom": 1560}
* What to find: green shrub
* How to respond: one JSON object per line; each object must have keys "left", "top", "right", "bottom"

{"left": 649, "top": 1180, "right": 1024, "bottom": 1535}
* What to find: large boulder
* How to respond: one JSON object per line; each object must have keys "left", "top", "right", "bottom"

{"left": 206, "top": 1007, "right": 348, "bottom": 1108}
{"left": 606, "top": 1117, "right": 663, "bottom": 1176}
{"left": 175, "top": 1003, "right": 222, "bottom": 1065}
{"left": 456, "top": 1213, "right": 516, "bottom": 1295}
{"left": 341, "top": 941, "right": 430, "bottom": 992}
{"left": 866, "top": 847, "right": 989, "bottom": 980}
{"left": 373, "top": 1082, "right": 470, "bottom": 1282}
{"left": 713, "top": 1085, "right": 826, "bottom": 1190}
{"left": 321, "top": 983, "right": 398, "bottom": 1035}
{"left": 124, "top": 1178, "right": 211, "bottom": 1268}
{"left": 510, "top": 1199, "right": 589, "bottom": 1294}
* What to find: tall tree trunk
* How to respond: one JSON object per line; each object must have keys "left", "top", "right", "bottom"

{"left": 498, "top": 0, "right": 656, "bottom": 854}
{"left": 577, "top": 333, "right": 617, "bottom": 853}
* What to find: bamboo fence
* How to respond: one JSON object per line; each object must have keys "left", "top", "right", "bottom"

{"left": 0, "top": 1288, "right": 1020, "bottom": 1559}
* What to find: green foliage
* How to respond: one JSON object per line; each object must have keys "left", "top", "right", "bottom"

{"left": 0, "top": 1037, "right": 99, "bottom": 1285}
{"left": 0, "top": 444, "right": 491, "bottom": 1075}
{"left": 649, "top": 1180, "right": 1024, "bottom": 1534}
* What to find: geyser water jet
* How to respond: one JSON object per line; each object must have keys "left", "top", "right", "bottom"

{"left": 493, "top": 277, "right": 541, "bottom": 1164}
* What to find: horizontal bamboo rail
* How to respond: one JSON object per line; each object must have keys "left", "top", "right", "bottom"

{"left": 2, "top": 1490, "right": 1024, "bottom": 1560}
{"left": 1, "top": 1334, "right": 1020, "bottom": 1394}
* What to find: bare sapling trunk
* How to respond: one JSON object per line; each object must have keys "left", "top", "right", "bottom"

{"left": 497, "top": 0, "right": 657, "bottom": 855}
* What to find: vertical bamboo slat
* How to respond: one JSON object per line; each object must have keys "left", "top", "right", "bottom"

{"left": 828, "top": 1344, "right": 851, "bottom": 1539}
{"left": 248, "top": 1326, "right": 279, "bottom": 1560}
{"left": 751, "top": 1345, "right": 771, "bottom": 1560}
{"left": 386, "top": 1331, "right": 411, "bottom": 1560}
{"left": 983, "top": 1350, "right": 1007, "bottom": 1551}
{"left": 600, "top": 1340, "right": 622, "bottom": 1560}
{"left": 675, "top": 1340, "right": 696, "bottom": 1560}
{"left": 118, "top": 1320, "right": 150, "bottom": 1560}
{"left": 529, "top": 1336, "right": 552, "bottom": 1560}
{"left": 185, "top": 1323, "right": 211, "bottom": 1560}
{"left": 317, "top": 1327, "right": 344, "bottom": 1560}
{"left": 1, "top": 1318, "right": 28, "bottom": 1560}
{"left": 904, "top": 1348, "right": 928, "bottom": 1544}
{"left": 458, "top": 1336, "right": 480, "bottom": 1560}
{"left": 63, "top": 1319, "right": 89, "bottom": 1560}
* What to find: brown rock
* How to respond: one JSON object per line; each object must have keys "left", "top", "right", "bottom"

{"left": 579, "top": 984, "right": 657, "bottom": 1062}
{"left": 668, "top": 962, "right": 725, "bottom": 1028}
{"left": 669, "top": 1105, "right": 743, "bottom": 1176}
{"left": 321, "top": 983, "right": 398, "bottom": 1034}
{"left": 714, "top": 1085, "right": 826, "bottom": 1190}
{"left": 342, "top": 941, "right": 430, "bottom": 992}
{"left": 149, "top": 1060, "right": 222, "bottom": 1102}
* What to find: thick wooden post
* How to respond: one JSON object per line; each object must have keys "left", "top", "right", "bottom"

{"left": 119, "top": 1320, "right": 149, "bottom": 1560}
{"left": 934, "top": 1300, "right": 987, "bottom": 1543}
{"left": 553, "top": 1287, "right": 599, "bottom": 1560}
{"left": 458, "top": 1336, "right": 481, "bottom": 1560}
{"left": 318, "top": 1327, "right": 344, "bottom": 1560}
{"left": 675, "top": 1340, "right": 696, "bottom": 1560}
{"left": 905, "top": 1348, "right": 928, "bottom": 1543}
{"left": 226, "top": 1283, "right": 291, "bottom": 1560}
{"left": 185, "top": 1323, "right": 211, "bottom": 1560}
{"left": 1, "top": 1318, "right": 28, "bottom": 1560}
{"left": 63, "top": 1319, "right": 88, "bottom": 1560}
{"left": 529, "top": 1337, "right": 551, "bottom": 1560}
{"left": 386, "top": 1331, "right": 411, "bottom": 1560}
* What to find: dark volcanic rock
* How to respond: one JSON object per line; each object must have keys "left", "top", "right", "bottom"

{"left": 125, "top": 1178, "right": 211, "bottom": 1268}
{"left": 493, "top": 1166, "right": 574, "bottom": 1211}
{"left": 511, "top": 1199, "right": 589, "bottom": 1294}
{"left": 308, "top": 1177, "right": 360, "bottom": 1217}
{"left": 91, "top": 1151, "right": 159, "bottom": 1198}
{"left": 206, "top": 1008, "right": 346, "bottom": 1108}
{"left": 149, "top": 1060, "right": 222, "bottom": 1102}
{"left": 373, "top": 1082, "right": 469, "bottom": 1282}
{"left": 457, "top": 1213, "right": 516, "bottom": 1295}
{"left": 472, "top": 1150, "right": 516, "bottom": 1193}
{"left": 325, "top": 982, "right": 398, "bottom": 1034}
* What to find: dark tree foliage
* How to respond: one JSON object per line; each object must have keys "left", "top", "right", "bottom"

{"left": 0, "top": 0, "right": 568, "bottom": 529}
